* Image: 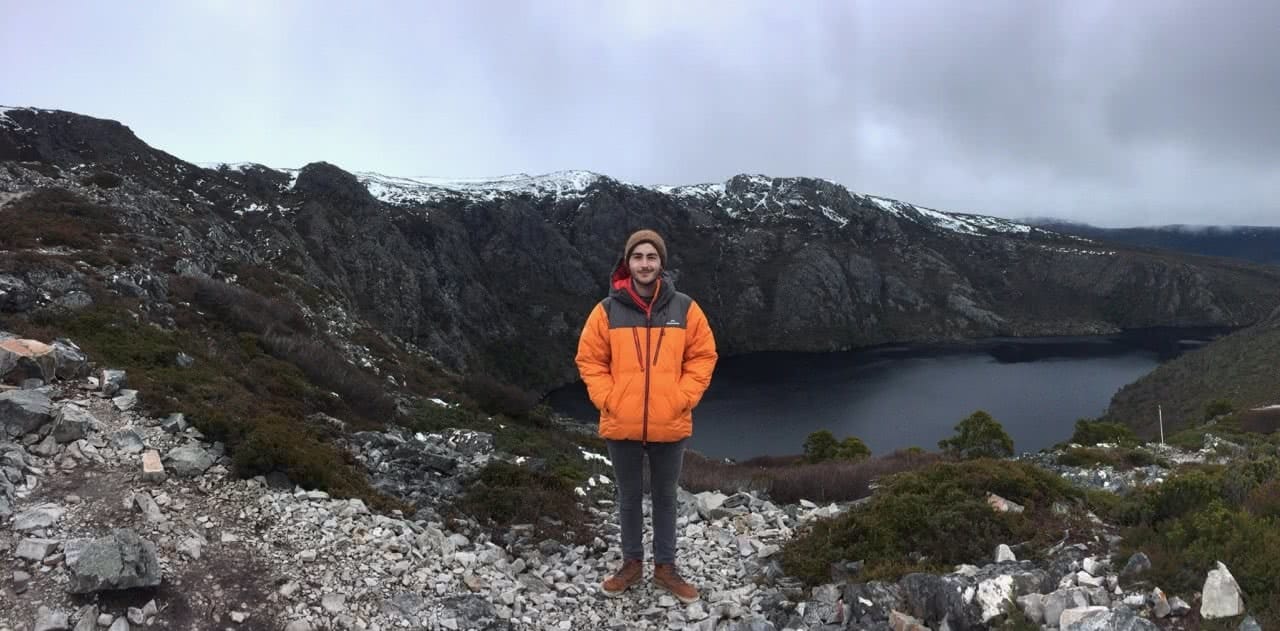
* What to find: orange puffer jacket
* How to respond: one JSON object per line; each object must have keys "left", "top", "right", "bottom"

{"left": 575, "top": 265, "right": 718, "bottom": 443}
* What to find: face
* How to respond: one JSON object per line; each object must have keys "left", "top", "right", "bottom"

{"left": 628, "top": 242, "right": 661, "bottom": 287}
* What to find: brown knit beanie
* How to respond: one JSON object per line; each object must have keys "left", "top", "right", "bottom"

{"left": 623, "top": 229, "right": 667, "bottom": 267}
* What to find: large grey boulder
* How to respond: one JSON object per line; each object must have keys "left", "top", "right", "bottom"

{"left": 1063, "top": 606, "right": 1158, "bottom": 631}
{"left": 164, "top": 445, "right": 214, "bottom": 477}
{"left": 53, "top": 404, "right": 98, "bottom": 443}
{"left": 52, "top": 339, "right": 90, "bottom": 380}
{"left": 0, "top": 337, "right": 57, "bottom": 384}
{"left": 899, "top": 572, "right": 983, "bottom": 630}
{"left": 1201, "top": 561, "right": 1245, "bottom": 619}
{"left": 64, "top": 529, "right": 162, "bottom": 593}
{"left": 0, "top": 389, "right": 53, "bottom": 437}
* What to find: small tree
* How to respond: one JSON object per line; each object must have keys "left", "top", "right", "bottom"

{"left": 1203, "top": 399, "right": 1235, "bottom": 422}
{"left": 938, "top": 410, "right": 1014, "bottom": 460}
{"left": 1070, "top": 418, "right": 1138, "bottom": 446}
{"left": 835, "top": 436, "right": 872, "bottom": 461}
{"left": 803, "top": 430, "right": 839, "bottom": 463}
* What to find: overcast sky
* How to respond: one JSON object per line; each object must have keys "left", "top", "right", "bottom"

{"left": 3, "top": 1, "right": 1278, "bottom": 227}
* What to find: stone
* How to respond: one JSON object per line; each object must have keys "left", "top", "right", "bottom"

{"left": 1121, "top": 552, "right": 1151, "bottom": 576}
{"left": 1, "top": 338, "right": 57, "bottom": 383}
{"left": 1239, "top": 615, "right": 1263, "bottom": 631}
{"left": 160, "top": 413, "right": 188, "bottom": 433}
{"left": 52, "top": 339, "right": 90, "bottom": 380}
{"left": 0, "top": 389, "right": 53, "bottom": 437}
{"left": 141, "top": 449, "right": 165, "bottom": 482}
{"left": 111, "top": 428, "right": 145, "bottom": 454}
{"left": 165, "top": 444, "right": 214, "bottom": 477}
{"left": 16, "top": 537, "right": 60, "bottom": 561}
{"left": 321, "top": 592, "right": 346, "bottom": 612}
{"left": 32, "top": 605, "right": 70, "bottom": 631}
{"left": 108, "top": 619, "right": 129, "bottom": 631}
{"left": 986, "top": 492, "right": 1025, "bottom": 513}
{"left": 995, "top": 544, "right": 1016, "bottom": 562}
{"left": 889, "top": 610, "right": 930, "bottom": 631}
{"left": 52, "top": 404, "right": 97, "bottom": 443}
{"left": 1201, "top": 561, "right": 1245, "bottom": 619}
{"left": 112, "top": 389, "right": 139, "bottom": 411}
{"left": 1060, "top": 606, "right": 1109, "bottom": 629}
{"left": 64, "top": 529, "right": 163, "bottom": 593}
{"left": 100, "top": 369, "right": 127, "bottom": 396}
{"left": 14, "top": 503, "right": 66, "bottom": 530}
{"left": 1152, "top": 587, "right": 1170, "bottom": 618}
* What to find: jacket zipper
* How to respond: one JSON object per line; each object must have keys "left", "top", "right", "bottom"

{"left": 642, "top": 314, "right": 651, "bottom": 445}
{"left": 652, "top": 327, "right": 666, "bottom": 366}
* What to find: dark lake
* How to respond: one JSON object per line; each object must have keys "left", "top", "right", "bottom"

{"left": 545, "top": 328, "right": 1223, "bottom": 461}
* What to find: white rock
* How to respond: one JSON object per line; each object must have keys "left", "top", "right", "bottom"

{"left": 994, "top": 544, "right": 1016, "bottom": 562}
{"left": 1201, "top": 561, "right": 1245, "bottom": 619}
{"left": 1059, "top": 605, "right": 1109, "bottom": 629}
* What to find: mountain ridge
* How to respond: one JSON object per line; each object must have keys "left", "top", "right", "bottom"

{"left": 3, "top": 106, "right": 1280, "bottom": 401}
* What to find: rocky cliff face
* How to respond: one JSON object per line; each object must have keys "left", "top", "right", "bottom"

{"left": 4, "top": 106, "right": 1280, "bottom": 393}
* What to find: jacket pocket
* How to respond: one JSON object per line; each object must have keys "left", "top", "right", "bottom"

{"left": 604, "top": 376, "right": 631, "bottom": 416}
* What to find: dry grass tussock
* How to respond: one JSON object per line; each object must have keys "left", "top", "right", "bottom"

{"left": 681, "top": 448, "right": 944, "bottom": 504}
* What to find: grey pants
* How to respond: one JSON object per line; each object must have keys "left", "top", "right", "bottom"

{"left": 605, "top": 438, "right": 686, "bottom": 565}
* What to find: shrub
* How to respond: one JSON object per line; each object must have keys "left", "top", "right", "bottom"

{"left": 938, "top": 410, "right": 1014, "bottom": 459}
{"left": 780, "top": 459, "right": 1081, "bottom": 584}
{"left": 453, "top": 461, "right": 591, "bottom": 544}
{"left": 172, "top": 275, "right": 309, "bottom": 336}
{"left": 1204, "top": 398, "right": 1236, "bottom": 422}
{"left": 803, "top": 430, "right": 872, "bottom": 464}
{"left": 1070, "top": 418, "right": 1138, "bottom": 446}
{"left": 680, "top": 449, "right": 940, "bottom": 504}
{"left": 803, "top": 430, "right": 839, "bottom": 464}
{"left": 1245, "top": 480, "right": 1280, "bottom": 519}
{"left": 260, "top": 333, "right": 398, "bottom": 421}
{"left": 837, "top": 437, "right": 872, "bottom": 461}
{"left": 460, "top": 374, "right": 537, "bottom": 420}
{"left": 6, "top": 300, "right": 405, "bottom": 512}
{"left": 0, "top": 187, "right": 120, "bottom": 250}
{"left": 80, "top": 171, "right": 124, "bottom": 188}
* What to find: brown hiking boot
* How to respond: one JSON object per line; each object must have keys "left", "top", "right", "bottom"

{"left": 653, "top": 563, "right": 699, "bottom": 604}
{"left": 601, "top": 559, "right": 643, "bottom": 597}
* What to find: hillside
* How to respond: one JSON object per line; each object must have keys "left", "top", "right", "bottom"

{"left": 1027, "top": 219, "right": 1280, "bottom": 268}
{"left": 4, "top": 106, "right": 1280, "bottom": 397}
{"left": 1104, "top": 306, "right": 1280, "bottom": 436}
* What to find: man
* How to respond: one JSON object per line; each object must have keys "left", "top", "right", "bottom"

{"left": 575, "top": 228, "right": 718, "bottom": 603}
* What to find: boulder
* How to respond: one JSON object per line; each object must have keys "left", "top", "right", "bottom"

{"left": 64, "top": 529, "right": 162, "bottom": 593}
{"left": 100, "top": 369, "right": 127, "bottom": 396}
{"left": 1201, "top": 561, "right": 1245, "bottom": 619}
{"left": 165, "top": 445, "right": 214, "bottom": 477}
{"left": 0, "top": 389, "right": 53, "bottom": 438}
{"left": 52, "top": 339, "right": 90, "bottom": 380}
{"left": 52, "top": 404, "right": 98, "bottom": 443}
{"left": 0, "top": 338, "right": 57, "bottom": 384}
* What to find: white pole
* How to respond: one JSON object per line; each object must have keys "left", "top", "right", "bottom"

{"left": 1158, "top": 405, "right": 1164, "bottom": 445}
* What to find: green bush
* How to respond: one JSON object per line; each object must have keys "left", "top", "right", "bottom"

{"left": 938, "top": 410, "right": 1014, "bottom": 459}
{"left": 453, "top": 461, "right": 591, "bottom": 544}
{"left": 0, "top": 187, "right": 120, "bottom": 250}
{"left": 803, "top": 430, "right": 838, "bottom": 463}
{"left": 1070, "top": 419, "right": 1138, "bottom": 446}
{"left": 837, "top": 437, "right": 872, "bottom": 461}
{"left": 780, "top": 459, "right": 1080, "bottom": 585}
{"left": 803, "top": 430, "right": 872, "bottom": 464}
{"left": 1204, "top": 398, "right": 1236, "bottom": 422}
